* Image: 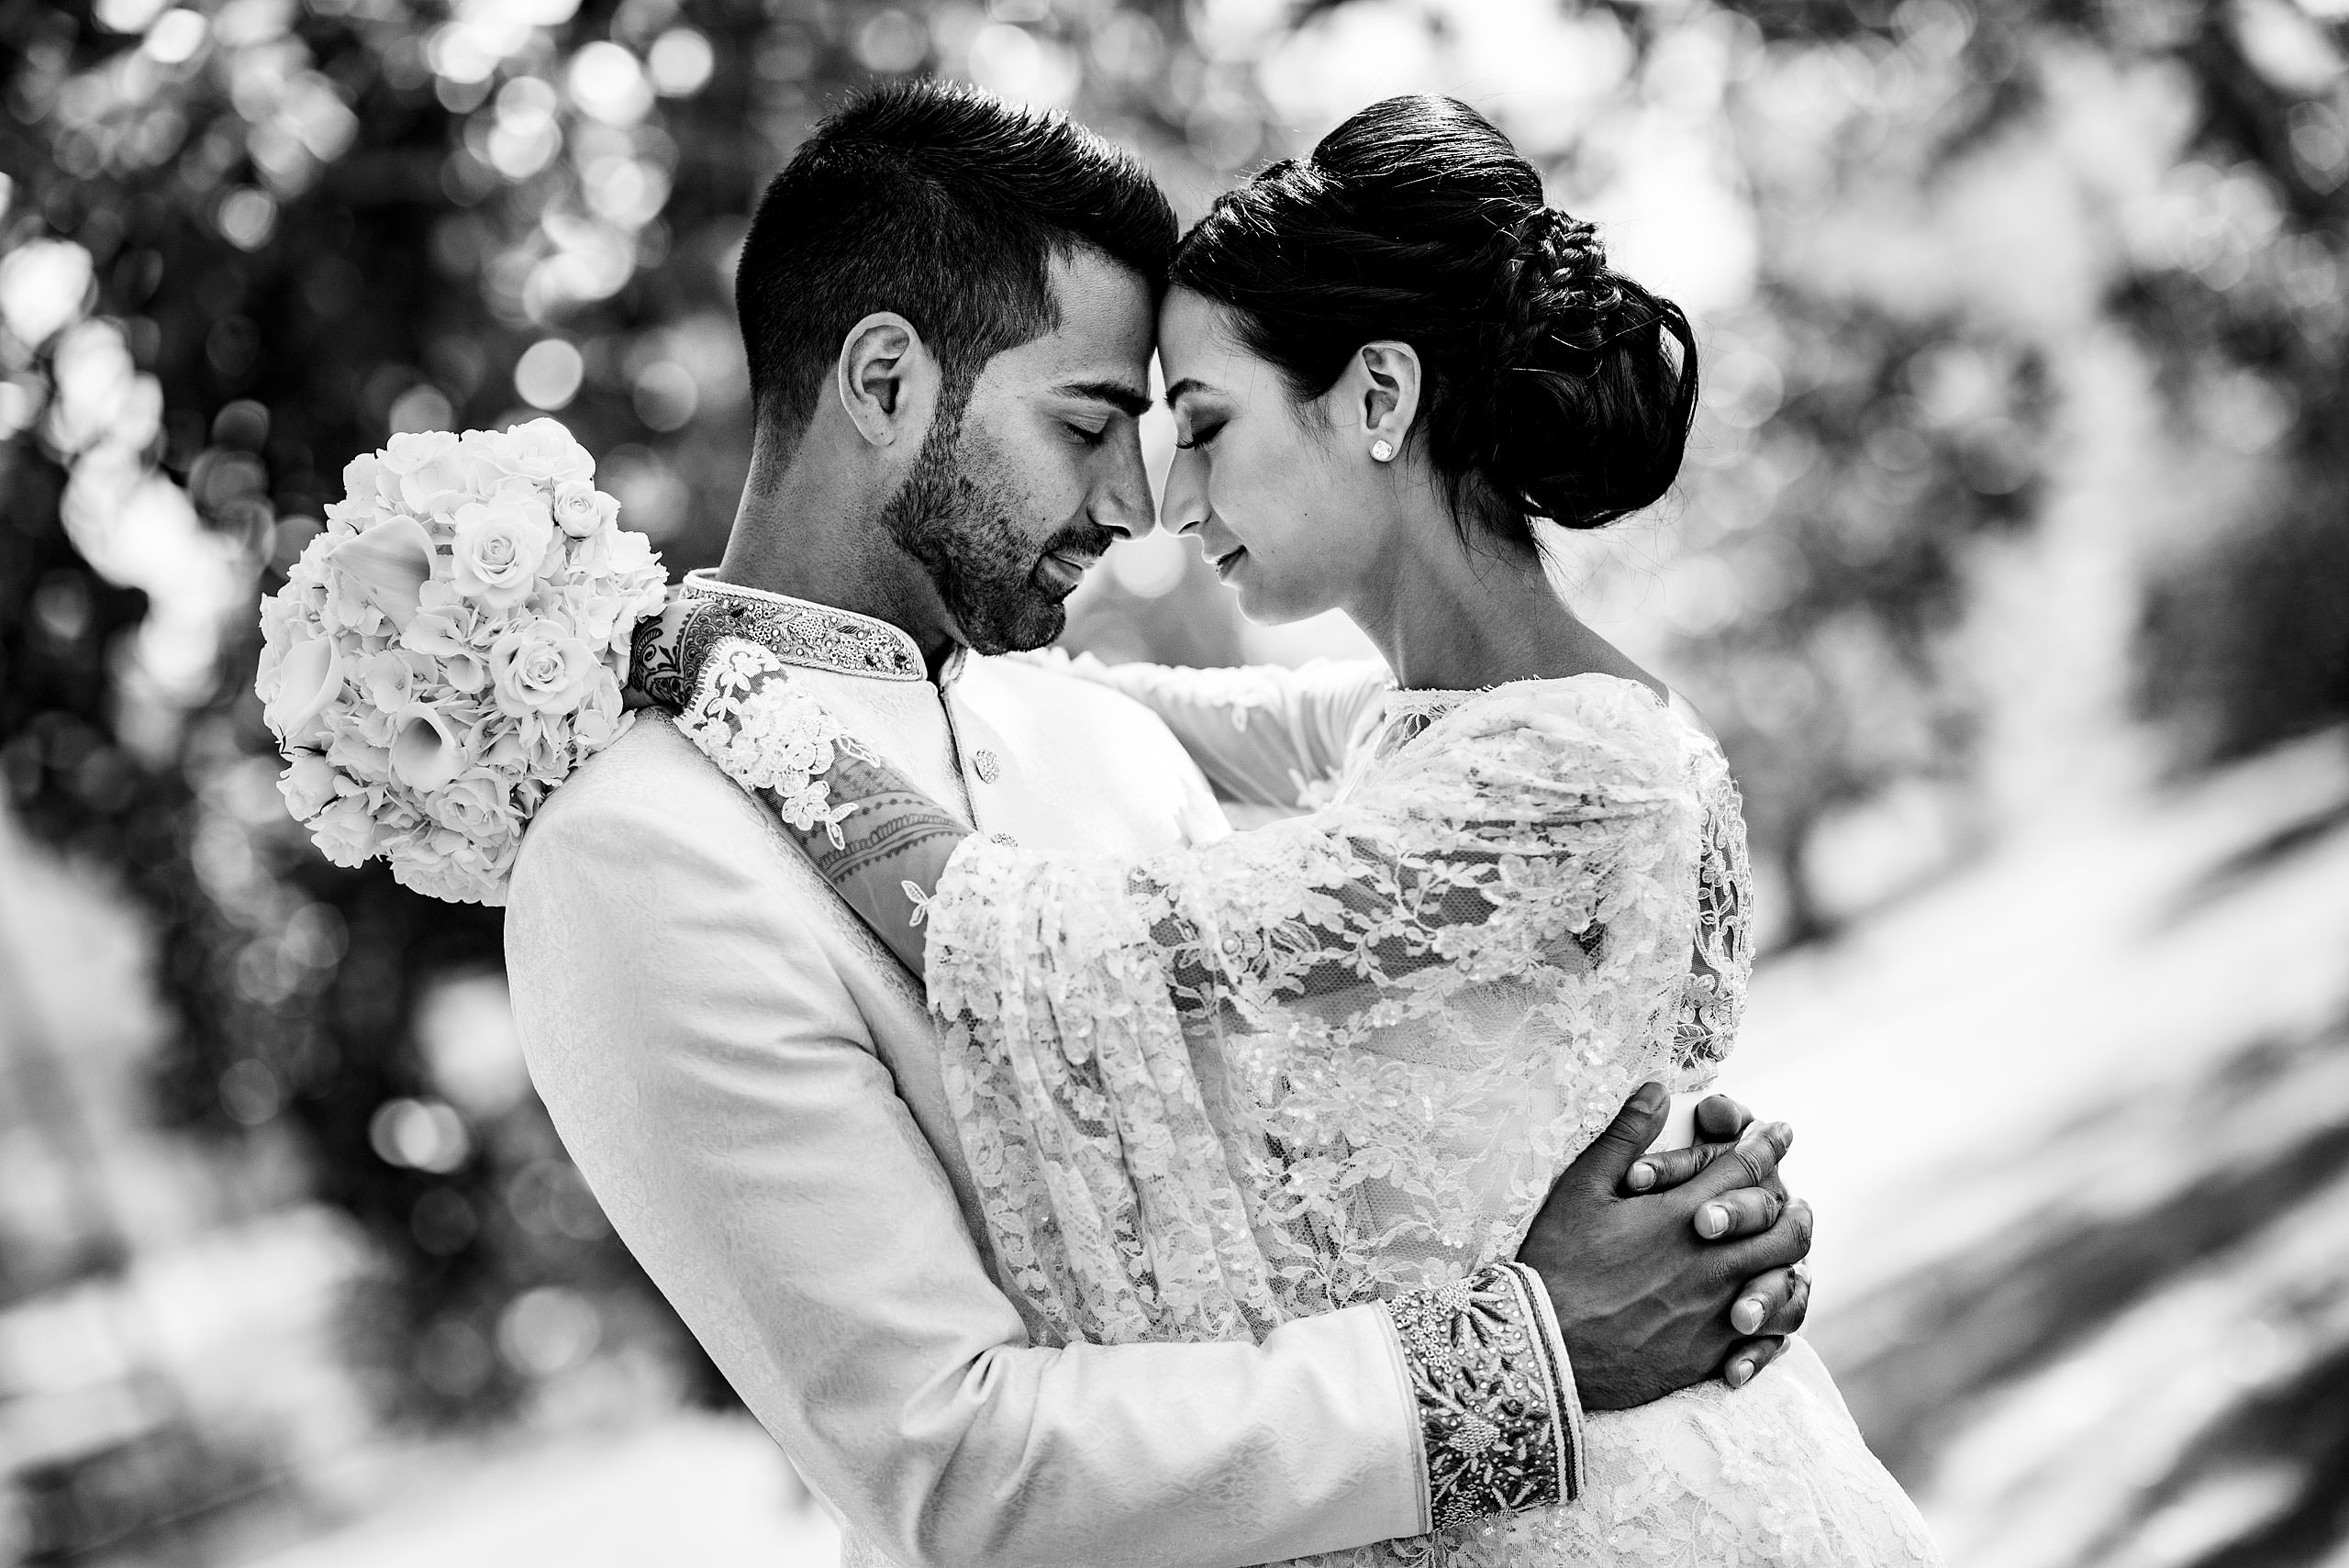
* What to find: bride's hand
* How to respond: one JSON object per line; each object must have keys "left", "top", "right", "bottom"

{"left": 624, "top": 584, "right": 702, "bottom": 711}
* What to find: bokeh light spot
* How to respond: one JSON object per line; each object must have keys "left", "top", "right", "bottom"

{"left": 514, "top": 339, "right": 584, "bottom": 410}
{"left": 857, "top": 10, "right": 929, "bottom": 73}
{"left": 647, "top": 28, "right": 714, "bottom": 95}
{"left": 142, "top": 8, "right": 208, "bottom": 63}
{"left": 388, "top": 384, "right": 454, "bottom": 433}
{"left": 217, "top": 188, "right": 279, "bottom": 250}
{"left": 368, "top": 1097, "right": 472, "bottom": 1173}
{"left": 568, "top": 41, "right": 651, "bottom": 127}
{"left": 498, "top": 1286, "right": 600, "bottom": 1377}
{"left": 630, "top": 360, "right": 697, "bottom": 430}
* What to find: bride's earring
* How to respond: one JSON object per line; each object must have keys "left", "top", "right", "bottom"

{"left": 1370, "top": 439, "right": 1395, "bottom": 462}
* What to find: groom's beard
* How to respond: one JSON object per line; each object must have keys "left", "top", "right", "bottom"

{"left": 879, "top": 406, "right": 1113, "bottom": 656}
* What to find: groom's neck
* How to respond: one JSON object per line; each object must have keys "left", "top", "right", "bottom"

{"left": 715, "top": 439, "right": 963, "bottom": 678}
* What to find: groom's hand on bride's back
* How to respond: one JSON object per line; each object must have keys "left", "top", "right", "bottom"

{"left": 1515, "top": 1081, "right": 1813, "bottom": 1411}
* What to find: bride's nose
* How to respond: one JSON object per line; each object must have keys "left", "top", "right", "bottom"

{"left": 1160, "top": 446, "right": 1208, "bottom": 537}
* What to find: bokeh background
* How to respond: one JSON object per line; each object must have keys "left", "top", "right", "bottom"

{"left": 3, "top": 0, "right": 2348, "bottom": 1562}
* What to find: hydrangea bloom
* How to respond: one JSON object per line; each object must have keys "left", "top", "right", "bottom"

{"left": 255, "top": 419, "right": 669, "bottom": 906}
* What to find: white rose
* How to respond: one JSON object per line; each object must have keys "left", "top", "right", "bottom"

{"left": 277, "top": 753, "right": 342, "bottom": 820}
{"left": 489, "top": 618, "right": 602, "bottom": 717}
{"left": 380, "top": 429, "right": 461, "bottom": 479}
{"left": 448, "top": 493, "right": 554, "bottom": 610}
{"left": 397, "top": 449, "right": 475, "bottom": 520}
{"left": 309, "top": 794, "right": 384, "bottom": 868}
{"left": 425, "top": 769, "right": 514, "bottom": 839}
{"left": 551, "top": 479, "right": 609, "bottom": 539}
{"left": 475, "top": 418, "right": 594, "bottom": 485}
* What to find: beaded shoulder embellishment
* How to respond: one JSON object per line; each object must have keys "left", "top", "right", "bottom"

{"left": 681, "top": 569, "right": 924, "bottom": 681}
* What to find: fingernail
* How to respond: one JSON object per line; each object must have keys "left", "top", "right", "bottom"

{"left": 1728, "top": 1359, "right": 1753, "bottom": 1388}
{"left": 1699, "top": 1204, "right": 1729, "bottom": 1238}
{"left": 1732, "top": 1298, "right": 1764, "bottom": 1334}
{"left": 1627, "top": 1162, "right": 1656, "bottom": 1192}
{"left": 1632, "top": 1081, "right": 1667, "bottom": 1114}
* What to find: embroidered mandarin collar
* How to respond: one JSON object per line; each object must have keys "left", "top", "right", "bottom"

{"left": 679, "top": 569, "right": 926, "bottom": 683}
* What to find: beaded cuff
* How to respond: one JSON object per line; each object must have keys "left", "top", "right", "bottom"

{"left": 1384, "top": 1262, "right": 1582, "bottom": 1531}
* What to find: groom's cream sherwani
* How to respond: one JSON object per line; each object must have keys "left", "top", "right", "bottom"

{"left": 506, "top": 581, "right": 1580, "bottom": 1568}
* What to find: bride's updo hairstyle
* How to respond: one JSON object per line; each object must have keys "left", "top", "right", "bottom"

{"left": 1169, "top": 96, "right": 1698, "bottom": 546}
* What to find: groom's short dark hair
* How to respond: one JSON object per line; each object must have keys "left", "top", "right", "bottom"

{"left": 736, "top": 80, "right": 1176, "bottom": 451}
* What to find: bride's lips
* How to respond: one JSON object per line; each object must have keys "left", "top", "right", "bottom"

{"left": 1033, "top": 548, "right": 1097, "bottom": 599}
{"left": 1210, "top": 546, "right": 1247, "bottom": 580}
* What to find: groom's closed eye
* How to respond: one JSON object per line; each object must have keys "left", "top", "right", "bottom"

{"left": 1052, "top": 377, "right": 1152, "bottom": 417}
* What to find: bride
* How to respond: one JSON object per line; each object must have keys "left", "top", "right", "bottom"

{"left": 652, "top": 96, "right": 1942, "bottom": 1565}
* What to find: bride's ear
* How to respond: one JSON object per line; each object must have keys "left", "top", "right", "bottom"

{"left": 1341, "top": 340, "right": 1423, "bottom": 464}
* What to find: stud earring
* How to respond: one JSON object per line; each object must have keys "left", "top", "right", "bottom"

{"left": 1370, "top": 439, "right": 1395, "bottom": 462}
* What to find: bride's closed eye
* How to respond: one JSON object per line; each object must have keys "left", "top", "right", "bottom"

{"left": 1174, "top": 420, "right": 1224, "bottom": 451}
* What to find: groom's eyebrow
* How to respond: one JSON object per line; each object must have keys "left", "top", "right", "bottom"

{"left": 1054, "top": 378, "right": 1152, "bottom": 417}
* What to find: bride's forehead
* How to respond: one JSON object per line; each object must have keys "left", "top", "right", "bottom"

{"left": 1156, "top": 294, "right": 1266, "bottom": 396}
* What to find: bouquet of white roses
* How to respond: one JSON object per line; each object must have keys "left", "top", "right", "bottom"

{"left": 256, "top": 420, "right": 668, "bottom": 905}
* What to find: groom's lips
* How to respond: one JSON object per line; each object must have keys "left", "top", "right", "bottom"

{"left": 1034, "top": 548, "right": 1097, "bottom": 599}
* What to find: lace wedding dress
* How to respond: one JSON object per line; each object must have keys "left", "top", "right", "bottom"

{"left": 919, "top": 669, "right": 1942, "bottom": 1567}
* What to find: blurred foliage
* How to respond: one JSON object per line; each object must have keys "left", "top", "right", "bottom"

{"left": 0, "top": 0, "right": 2344, "bottom": 1543}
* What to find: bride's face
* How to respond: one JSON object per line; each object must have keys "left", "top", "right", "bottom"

{"left": 1155, "top": 288, "right": 1376, "bottom": 624}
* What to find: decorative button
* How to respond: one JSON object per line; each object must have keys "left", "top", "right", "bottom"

{"left": 989, "top": 832, "right": 1019, "bottom": 848}
{"left": 973, "top": 749, "right": 1001, "bottom": 783}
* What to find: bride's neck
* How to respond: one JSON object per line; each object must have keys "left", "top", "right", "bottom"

{"left": 1347, "top": 519, "right": 1658, "bottom": 697}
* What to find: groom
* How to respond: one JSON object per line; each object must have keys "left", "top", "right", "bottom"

{"left": 507, "top": 81, "right": 1814, "bottom": 1568}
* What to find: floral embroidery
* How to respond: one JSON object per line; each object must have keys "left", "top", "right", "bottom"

{"left": 680, "top": 568, "right": 924, "bottom": 679}
{"left": 1385, "top": 1263, "right": 1577, "bottom": 1529}
{"left": 676, "top": 639, "right": 856, "bottom": 841}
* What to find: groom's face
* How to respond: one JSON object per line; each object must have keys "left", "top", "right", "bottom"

{"left": 880, "top": 247, "right": 1156, "bottom": 654}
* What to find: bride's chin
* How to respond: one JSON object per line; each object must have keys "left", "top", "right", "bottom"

{"left": 1231, "top": 583, "right": 1332, "bottom": 628}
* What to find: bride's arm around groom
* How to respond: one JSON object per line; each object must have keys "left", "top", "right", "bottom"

{"left": 507, "top": 715, "right": 1447, "bottom": 1568}
{"left": 506, "top": 700, "right": 1806, "bottom": 1568}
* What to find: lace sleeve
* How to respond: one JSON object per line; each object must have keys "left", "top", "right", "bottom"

{"left": 1037, "top": 652, "right": 1393, "bottom": 809}
{"left": 1671, "top": 751, "right": 1753, "bottom": 1092}
{"left": 922, "top": 683, "right": 1706, "bottom": 1529}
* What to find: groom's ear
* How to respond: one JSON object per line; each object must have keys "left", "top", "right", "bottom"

{"left": 836, "top": 312, "right": 940, "bottom": 450}
{"left": 1344, "top": 340, "right": 1423, "bottom": 457}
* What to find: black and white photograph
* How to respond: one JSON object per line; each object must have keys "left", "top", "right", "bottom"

{"left": 1, "top": 1, "right": 2346, "bottom": 1564}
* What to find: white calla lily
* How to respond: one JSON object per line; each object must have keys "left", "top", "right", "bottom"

{"left": 330, "top": 515, "right": 437, "bottom": 629}
{"left": 390, "top": 707, "right": 466, "bottom": 793}
{"left": 265, "top": 630, "right": 343, "bottom": 740}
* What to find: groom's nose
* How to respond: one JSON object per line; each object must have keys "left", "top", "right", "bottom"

{"left": 1087, "top": 430, "right": 1152, "bottom": 539}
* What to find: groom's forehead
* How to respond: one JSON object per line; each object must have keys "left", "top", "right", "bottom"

{"left": 1030, "top": 247, "right": 1156, "bottom": 373}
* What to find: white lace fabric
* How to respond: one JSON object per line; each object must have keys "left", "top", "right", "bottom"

{"left": 925, "top": 673, "right": 1943, "bottom": 1566}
